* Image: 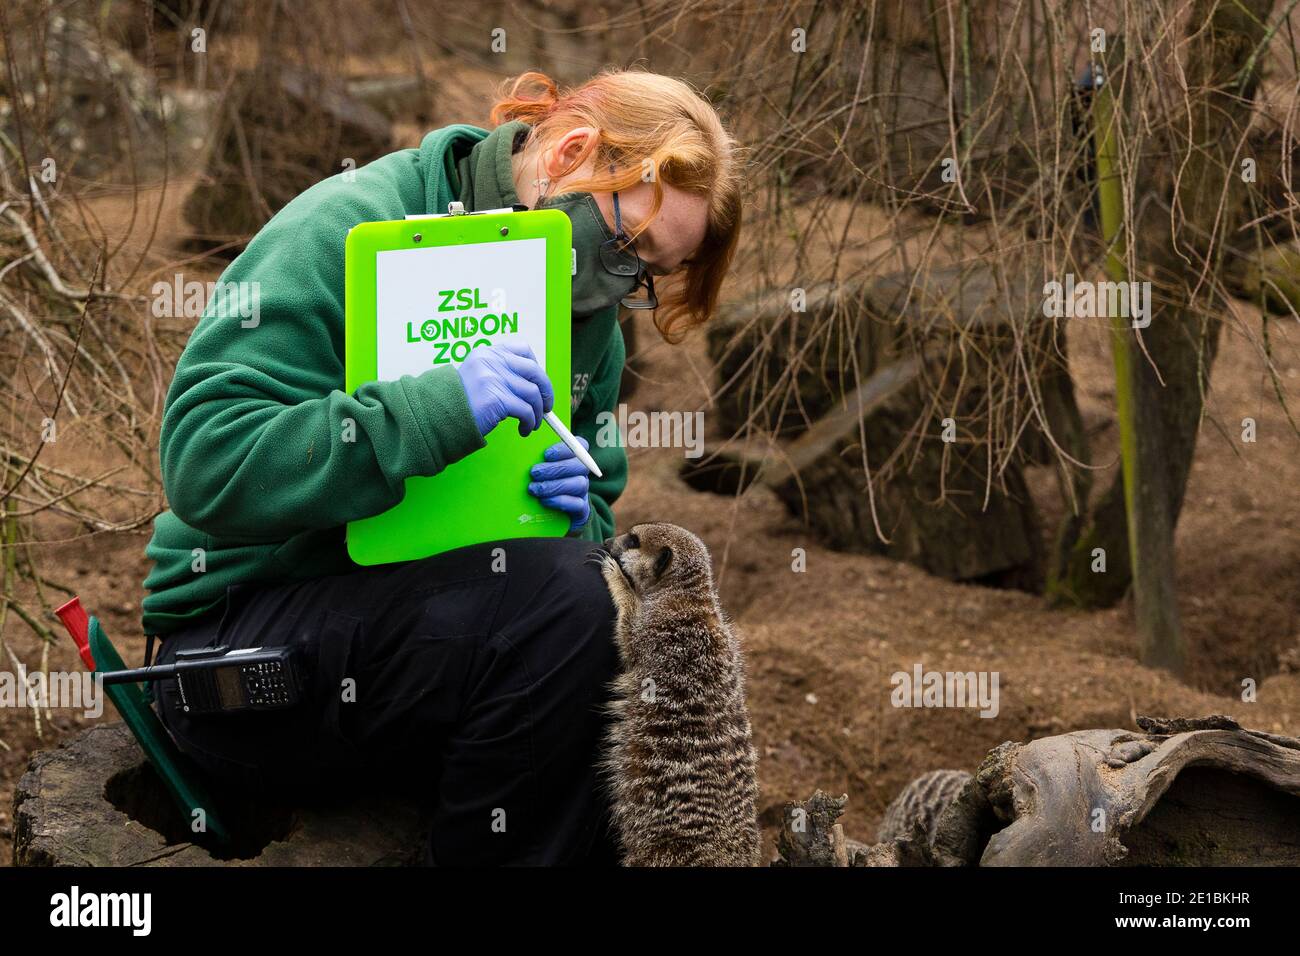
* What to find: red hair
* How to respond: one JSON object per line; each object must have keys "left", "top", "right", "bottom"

{"left": 491, "top": 70, "right": 743, "bottom": 343}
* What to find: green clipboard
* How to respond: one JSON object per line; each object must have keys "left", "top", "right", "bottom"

{"left": 344, "top": 207, "right": 573, "bottom": 565}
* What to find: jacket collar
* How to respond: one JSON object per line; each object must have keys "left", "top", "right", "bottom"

{"left": 415, "top": 123, "right": 488, "bottom": 215}
{"left": 453, "top": 119, "right": 529, "bottom": 212}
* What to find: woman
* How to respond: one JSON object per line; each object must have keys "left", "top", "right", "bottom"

{"left": 142, "top": 69, "right": 743, "bottom": 865}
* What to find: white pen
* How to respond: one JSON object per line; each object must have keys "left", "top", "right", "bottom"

{"left": 542, "top": 410, "right": 603, "bottom": 478}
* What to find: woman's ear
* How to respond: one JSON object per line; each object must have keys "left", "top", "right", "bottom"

{"left": 545, "top": 126, "right": 600, "bottom": 181}
{"left": 654, "top": 546, "right": 673, "bottom": 578}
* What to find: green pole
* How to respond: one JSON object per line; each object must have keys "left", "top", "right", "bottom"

{"left": 1090, "top": 58, "right": 1185, "bottom": 674}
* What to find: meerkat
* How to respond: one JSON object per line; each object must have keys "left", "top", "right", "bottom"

{"left": 597, "top": 522, "right": 761, "bottom": 867}
{"left": 877, "top": 768, "right": 972, "bottom": 845}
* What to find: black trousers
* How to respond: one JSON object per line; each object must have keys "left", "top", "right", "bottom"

{"left": 153, "top": 536, "right": 620, "bottom": 866}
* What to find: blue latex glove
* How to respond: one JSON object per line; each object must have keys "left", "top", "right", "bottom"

{"left": 528, "top": 438, "right": 591, "bottom": 532}
{"left": 454, "top": 341, "right": 555, "bottom": 437}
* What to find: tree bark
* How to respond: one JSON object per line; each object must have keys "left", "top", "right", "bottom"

{"left": 1048, "top": 1, "right": 1275, "bottom": 654}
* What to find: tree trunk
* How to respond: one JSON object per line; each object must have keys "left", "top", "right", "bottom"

{"left": 1048, "top": 1, "right": 1275, "bottom": 659}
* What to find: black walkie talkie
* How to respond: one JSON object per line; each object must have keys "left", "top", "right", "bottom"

{"left": 101, "top": 645, "right": 305, "bottom": 715}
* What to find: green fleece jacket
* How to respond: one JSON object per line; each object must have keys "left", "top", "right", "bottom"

{"left": 142, "top": 121, "right": 628, "bottom": 635}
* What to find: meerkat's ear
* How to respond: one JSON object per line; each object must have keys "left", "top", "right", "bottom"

{"left": 654, "top": 547, "right": 673, "bottom": 578}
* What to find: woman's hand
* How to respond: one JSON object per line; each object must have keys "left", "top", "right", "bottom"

{"left": 528, "top": 438, "right": 591, "bottom": 532}
{"left": 455, "top": 341, "right": 555, "bottom": 437}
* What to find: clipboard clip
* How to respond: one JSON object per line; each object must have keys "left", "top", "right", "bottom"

{"left": 404, "top": 203, "right": 528, "bottom": 221}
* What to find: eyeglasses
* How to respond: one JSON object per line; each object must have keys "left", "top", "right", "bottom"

{"left": 600, "top": 191, "right": 658, "bottom": 310}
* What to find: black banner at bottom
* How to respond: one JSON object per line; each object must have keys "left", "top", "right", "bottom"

{"left": 0, "top": 865, "right": 1283, "bottom": 941}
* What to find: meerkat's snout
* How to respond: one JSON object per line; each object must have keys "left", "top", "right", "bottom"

{"left": 603, "top": 526, "right": 679, "bottom": 596}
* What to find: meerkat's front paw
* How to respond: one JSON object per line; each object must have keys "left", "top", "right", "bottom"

{"left": 600, "top": 554, "right": 637, "bottom": 610}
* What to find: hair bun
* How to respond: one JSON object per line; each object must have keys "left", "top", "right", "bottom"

{"left": 490, "top": 71, "right": 561, "bottom": 126}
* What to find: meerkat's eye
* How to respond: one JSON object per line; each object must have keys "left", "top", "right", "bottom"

{"left": 653, "top": 547, "right": 673, "bottom": 578}
{"left": 627, "top": 533, "right": 640, "bottom": 549}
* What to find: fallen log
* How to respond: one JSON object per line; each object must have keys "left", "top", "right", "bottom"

{"left": 697, "top": 252, "right": 1082, "bottom": 590}
{"left": 682, "top": 354, "right": 923, "bottom": 497}
{"left": 774, "top": 715, "right": 1300, "bottom": 867}
{"left": 771, "top": 789, "right": 929, "bottom": 867}
{"left": 976, "top": 714, "right": 1300, "bottom": 866}
{"left": 707, "top": 258, "right": 1055, "bottom": 439}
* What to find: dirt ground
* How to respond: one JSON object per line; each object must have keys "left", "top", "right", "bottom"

{"left": 4, "top": 290, "right": 1296, "bottom": 863}
{"left": 618, "top": 295, "right": 1300, "bottom": 849}
{"left": 3, "top": 73, "right": 1299, "bottom": 864}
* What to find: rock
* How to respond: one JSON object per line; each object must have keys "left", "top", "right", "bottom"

{"left": 182, "top": 63, "right": 393, "bottom": 245}
{"left": 0, "top": 13, "right": 211, "bottom": 181}
{"left": 13, "top": 723, "right": 424, "bottom": 867}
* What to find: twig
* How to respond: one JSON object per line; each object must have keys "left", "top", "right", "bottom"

{"left": 0, "top": 206, "right": 138, "bottom": 302}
